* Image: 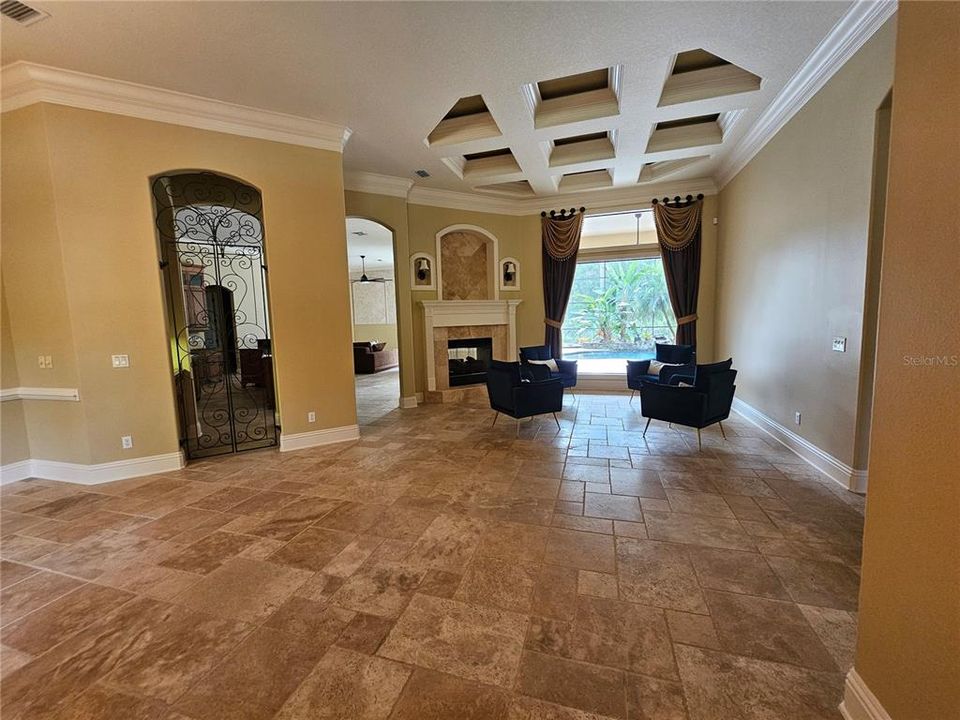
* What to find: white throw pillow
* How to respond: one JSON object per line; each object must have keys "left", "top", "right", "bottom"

{"left": 647, "top": 360, "right": 683, "bottom": 377}
{"left": 527, "top": 358, "right": 560, "bottom": 372}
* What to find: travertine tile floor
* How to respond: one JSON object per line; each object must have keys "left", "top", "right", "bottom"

{"left": 0, "top": 393, "right": 865, "bottom": 719}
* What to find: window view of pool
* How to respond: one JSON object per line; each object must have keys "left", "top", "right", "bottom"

{"left": 562, "top": 255, "right": 675, "bottom": 374}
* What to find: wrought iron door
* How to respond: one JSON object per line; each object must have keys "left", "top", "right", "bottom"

{"left": 154, "top": 173, "right": 278, "bottom": 459}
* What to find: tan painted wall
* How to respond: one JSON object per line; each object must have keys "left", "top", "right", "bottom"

{"left": 1, "top": 279, "right": 30, "bottom": 465}
{"left": 1, "top": 103, "right": 356, "bottom": 465}
{"left": 854, "top": 3, "right": 960, "bottom": 717}
{"left": 716, "top": 21, "right": 895, "bottom": 465}
{"left": 407, "top": 204, "right": 544, "bottom": 395}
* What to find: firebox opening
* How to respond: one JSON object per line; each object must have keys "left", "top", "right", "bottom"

{"left": 447, "top": 337, "right": 493, "bottom": 387}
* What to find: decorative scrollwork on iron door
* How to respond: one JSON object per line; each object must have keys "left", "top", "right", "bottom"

{"left": 154, "top": 173, "right": 278, "bottom": 460}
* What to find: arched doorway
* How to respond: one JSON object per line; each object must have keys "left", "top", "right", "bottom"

{"left": 346, "top": 217, "right": 401, "bottom": 421}
{"left": 153, "top": 172, "right": 278, "bottom": 459}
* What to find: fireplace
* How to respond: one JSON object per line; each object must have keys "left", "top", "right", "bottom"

{"left": 447, "top": 337, "right": 492, "bottom": 387}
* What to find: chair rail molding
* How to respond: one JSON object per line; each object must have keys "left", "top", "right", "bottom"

{"left": 0, "top": 62, "right": 352, "bottom": 152}
{"left": 717, "top": 0, "right": 897, "bottom": 188}
{"left": 839, "top": 668, "right": 893, "bottom": 720}
{"left": 732, "top": 397, "right": 867, "bottom": 493}
{"left": 0, "top": 386, "right": 80, "bottom": 402}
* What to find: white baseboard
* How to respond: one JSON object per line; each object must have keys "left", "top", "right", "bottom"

{"left": 1, "top": 451, "right": 185, "bottom": 486}
{"left": 415, "top": 392, "right": 424, "bottom": 403}
{"left": 839, "top": 669, "right": 892, "bottom": 720}
{"left": 0, "top": 459, "right": 33, "bottom": 484}
{"left": 400, "top": 396, "right": 418, "bottom": 409}
{"left": 732, "top": 398, "right": 867, "bottom": 493}
{"left": 279, "top": 424, "right": 360, "bottom": 452}
{"left": 576, "top": 374, "right": 632, "bottom": 393}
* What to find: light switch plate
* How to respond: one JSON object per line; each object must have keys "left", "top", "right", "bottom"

{"left": 832, "top": 337, "right": 847, "bottom": 353}
{"left": 112, "top": 354, "right": 130, "bottom": 368}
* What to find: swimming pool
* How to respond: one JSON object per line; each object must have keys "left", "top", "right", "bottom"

{"left": 562, "top": 349, "right": 655, "bottom": 360}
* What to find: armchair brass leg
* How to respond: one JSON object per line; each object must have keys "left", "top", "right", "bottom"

{"left": 629, "top": 390, "right": 635, "bottom": 402}
{"left": 553, "top": 412, "right": 561, "bottom": 430}
{"left": 492, "top": 411, "right": 499, "bottom": 427}
{"left": 697, "top": 428, "right": 702, "bottom": 451}
{"left": 516, "top": 419, "right": 521, "bottom": 438}
{"left": 718, "top": 420, "right": 726, "bottom": 439}
{"left": 643, "top": 417, "right": 651, "bottom": 437}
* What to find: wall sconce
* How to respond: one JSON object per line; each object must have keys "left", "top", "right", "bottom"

{"left": 499, "top": 257, "right": 520, "bottom": 290}
{"left": 416, "top": 258, "right": 430, "bottom": 281}
{"left": 410, "top": 252, "right": 435, "bottom": 290}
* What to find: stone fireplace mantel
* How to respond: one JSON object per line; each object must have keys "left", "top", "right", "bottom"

{"left": 420, "top": 300, "right": 522, "bottom": 393}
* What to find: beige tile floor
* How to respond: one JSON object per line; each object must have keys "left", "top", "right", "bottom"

{"left": 0, "top": 391, "right": 865, "bottom": 720}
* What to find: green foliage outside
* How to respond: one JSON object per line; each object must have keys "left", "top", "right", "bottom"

{"left": 565, "top": 258, "right": 675, "bottom": 349}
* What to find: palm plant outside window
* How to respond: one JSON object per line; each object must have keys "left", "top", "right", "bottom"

{"left": 562, "top": 210, "right": 675, "bottom": 373}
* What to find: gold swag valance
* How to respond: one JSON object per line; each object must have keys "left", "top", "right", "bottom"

{"left": 542, "top": 212, "right": 584, "bottom": 261}
{"left": 653, "top": 198, "right": 703, "bottom": 252}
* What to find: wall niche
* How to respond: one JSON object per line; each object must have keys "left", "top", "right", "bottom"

{"left": 435, "top": 225, "right": 499, "bottom": 301}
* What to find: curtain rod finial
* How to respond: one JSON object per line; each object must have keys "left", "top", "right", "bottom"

{"left": 540, "top": 211, "right": 546, "bottom": 217}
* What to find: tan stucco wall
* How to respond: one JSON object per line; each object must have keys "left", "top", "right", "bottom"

{"left": 0, "top": 278, "right": 31, "bottom": 465}
{"left": 854, "top": 3, "right": 960, "bottom": 717}
{"left": 1, "top": 103, "right": 356, "bottom": 465}
{"left": 715, "top": 20, "right": 895, "bottom": 466}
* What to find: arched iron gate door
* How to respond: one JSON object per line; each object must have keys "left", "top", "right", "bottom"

{"left": 154, "top": 173, "right": 278, "bottom": 459}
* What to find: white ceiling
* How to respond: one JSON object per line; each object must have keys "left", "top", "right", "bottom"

{"left": 346, "top": 218, "right": 393, "bottom": 273}
{"left": 2, "top": 1, "right": 856, "bottom": 197}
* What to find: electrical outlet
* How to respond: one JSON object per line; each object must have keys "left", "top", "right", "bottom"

{"left": 45, "top": 355, "right": 52, "bottom": 368}
{"left": 111, "top": 354, "right": 130, "bottom": 368}
{"left": 38, "top": 355, "right": 53, "bottom": 369}
{"left": 121, "top": 435, "right": 133, "bottom": 449}
{"left": 832, "top": 337, "right": 847, "bottom": 353}
{"left": 794, "top": 412, "right": 802, "bottom": 426}
{"left": 307, "top": 411, "right": 316, "bottom": 423}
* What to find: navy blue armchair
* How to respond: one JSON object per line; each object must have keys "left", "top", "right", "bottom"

{"left": 487, "top": 360, "right": 564, "bottom": 436}
{"left": 639, "top": 359, "right": 737, "bottom": 450}
{"left": 626, "top": 343, "right": 696, "bottom": 399}
{"left": 519, "top": 345, "right": 578, "bottom": 392}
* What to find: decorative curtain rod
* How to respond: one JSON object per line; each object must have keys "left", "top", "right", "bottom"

{"left": 651, "top": 193, "right": 703, "bottom": 208}
{"left": 540, "top": 206, "right": 586, "bottom": 218}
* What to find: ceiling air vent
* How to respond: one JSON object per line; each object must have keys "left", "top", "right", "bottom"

{"left": 0, "top": 0, "right": 49, "bottom": 26}
{"left": 414, "top": 169, "right": 430, "bottom": 178}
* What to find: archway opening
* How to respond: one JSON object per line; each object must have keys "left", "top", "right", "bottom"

{"left": 346, "top": 217, "right": 400, "bottom": 422}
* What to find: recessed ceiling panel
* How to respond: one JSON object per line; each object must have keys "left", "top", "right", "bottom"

{"left": 549, "top": 131, "right": 615, "bottom": 168}
{"left": 529, "top": 66, "right": 621, "bottom": 129}
{"left": 646, "top": 114, "right": 723, "bottom": 153}
{"left": 557, "top": 169, "right": 613, "bottom": 192}
{"left": 427, "top": 94, "right": 502, "bottom": 147}
{"left": 659, "top": 48, "right": 761, "bottom": 106}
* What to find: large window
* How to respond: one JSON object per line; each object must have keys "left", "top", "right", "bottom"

{"left": 562, "top": 211, "right": 675, "bottom": 373}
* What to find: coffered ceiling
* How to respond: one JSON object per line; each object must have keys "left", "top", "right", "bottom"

{"left": 1, "top": 1, "right": 893, "bottom": 203}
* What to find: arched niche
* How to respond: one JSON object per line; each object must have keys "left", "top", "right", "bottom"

{"left": 435, "top": 224, "right": 500, "bottom": 301}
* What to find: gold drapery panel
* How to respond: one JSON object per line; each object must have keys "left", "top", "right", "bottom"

{"left": 653, "top": 199, "right": 703, "bottom": 251}
{"left": 542, "top": 213, "right": 584, "bottom": 261}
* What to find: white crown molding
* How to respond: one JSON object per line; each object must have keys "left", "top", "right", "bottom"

{"left": 404, "top": 176, "right": 717, "bottom": 216}
{"left": 0, "top": 386, "right": 80, "bottom": 402}
{"left": 839, "top": 669, "right": 892, "bottom": 720}
{"left": 344, "top": 171, "right": 414, "bottom": 198}
{"left": 717, "top": 0, "right": 897, "bottom": 188}
{"left": 733, "top": 398, "right": 866, "bottom": 493}
{"left": 408, "top": 185, "right": 521, "bottom": 214}
{"left": 1, "top": 451, "right": 185, "bottom": 486}
{"left": 0, "top": 62, "right": 352, "bottom": 152}
{"left": 279, "top": 424, "right": 360, "bottom": 452}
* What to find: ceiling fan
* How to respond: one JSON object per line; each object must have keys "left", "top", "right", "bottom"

{"left": 352, "top": 255, "right": 388, "bottom": 283}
